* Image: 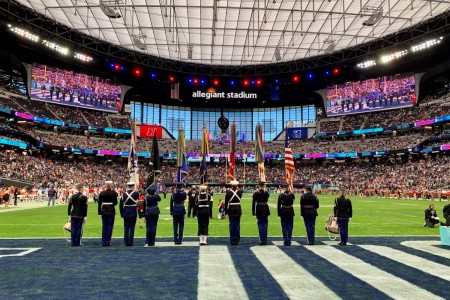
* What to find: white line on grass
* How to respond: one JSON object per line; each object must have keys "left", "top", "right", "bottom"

{"left": 251, "top": 245, "right": 340, "bottom": 300}
{"left": 0, "top": 247, "right": 41, "bottom": 258}
{"left": 198, "top": 246, "right": 248, "bottom": 300}
{"left": 401, "top": 241, "right": 450, "bottom": 260}
{"left": 305, "top": 245, "right": 444, "bottom": 300}
{"left": 359, "top": 245, "right": 450, "bottom": 281}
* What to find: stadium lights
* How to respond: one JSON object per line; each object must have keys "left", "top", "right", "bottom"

{"left": 357, "top": 60, "right": 377, "bottom": 69}
{"left": 8, "top": 24, "right": 39, "bottom": 42}
{"left": 74, "top": 52, "right": 93, "bottom": 62}
{"left": 42, "top": 40, "right": 69, "bottom": 55}
{"left": 411, "top": 37, "right": 443, "bottom": 52}
{"left": 380, "top": 50, "right": 408, "bottom": 64}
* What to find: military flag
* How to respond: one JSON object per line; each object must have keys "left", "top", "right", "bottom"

{"left": 255, "top": 123, "right": 266, "bottom": 182}
{"left": 176, "top": 128, "right": 189, "bottom": 186}
{"left": 127, "top": 122, "right": 139, "bottom": 188}
{"left": 228, "top": 122, "right": 236, "bottom": 181}
{"left": 146, "top": 129, "right": 161, "bottom": 189}
{"left": 200, "top": 125, "right": 209, "bottom": 185}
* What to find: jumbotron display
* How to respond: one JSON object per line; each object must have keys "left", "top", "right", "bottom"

{"left": 325, "top": 73, "right": 416, "bottom": 116}
{"left": 30, "top": 63, "right": 122, "bottom": 112}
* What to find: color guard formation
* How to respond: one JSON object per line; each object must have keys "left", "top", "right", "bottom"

{"left": 66, "top": 180, "right": 354, "bottom": 248}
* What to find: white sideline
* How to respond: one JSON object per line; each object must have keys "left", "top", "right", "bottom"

{"left": 0, "top": 247, "right": 41, "bottom": 258}
{"left": 305, "top": 245, "right": 444, "bottom": 300}
{"left": 360, "top": 245, "right": 450, "bottom": 281}
{"left": 251, "top": 245, "right": 340, "bottom": 300}
{"left": 401, "top": 240, "right": 450, "bottom": 259}
{"left": 198, "top": 246, "right": 248, "bottom": 300}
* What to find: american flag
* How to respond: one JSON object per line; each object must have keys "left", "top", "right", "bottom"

{"left": 285, "top": 132, "right": 295, "bottom": 192}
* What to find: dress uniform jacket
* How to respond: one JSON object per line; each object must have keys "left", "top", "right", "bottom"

{"left": 277, "top": 191, "right": 295, "bottom": 219}
{"left": 68, "top": 192, "right": 88, "bottom": 218}
{"left": 252, "top": 189, "right": 270, "bottom": 217}
{"left": 225, "top": 189, "right": 243, "bottom": 217}
{"left": 98, "top": 189, "right": 118, "bottom": 215}
{"left": 300, "top": 192, "right": 319, "bottom": 218}
{"left": 170, "top": 189, "right": 187, "bottom": 215}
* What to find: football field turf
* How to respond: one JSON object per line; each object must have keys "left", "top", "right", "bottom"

{"left": 0, "top": 195, "right": 449, "bottom": 299}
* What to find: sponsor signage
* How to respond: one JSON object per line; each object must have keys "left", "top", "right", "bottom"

{"left": 138, "top": 125, "right": 163, "bottom": 139}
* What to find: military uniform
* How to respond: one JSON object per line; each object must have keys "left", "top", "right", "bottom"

{"left": 170, "top": 187, "right": 187, "bottom": 244}
{"left": 334, "top": 192, "right": 353, "bottom": 245}
{"left": 225, "top": 182, "right": 243, "bottom": 245}
{"left": 252, "top": 183, "right": 270, "bottom": 245}
{"left": 277, "top": 189, "right": 295, "bottom": 246}
{"left": 196, "top": 186, "right": 211, "bottom": 245}
{"left": 98, "top": 182, "right": 118, "bottom": 246}
{"left": 187, "top": 187, "right": 198, "bottom": 218}
{"left": 68, "top": 185, "right": 88, "bottom": 246}
{"left": 119, "top": 182, "right": 139, "bottom": 246}
{"left": 143, "top": 186, "right": 161, "bottom": 246}
{"left": 300, "top": 189, "right": 319, "bottom": 245}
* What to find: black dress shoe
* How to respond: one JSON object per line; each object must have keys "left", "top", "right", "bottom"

{"left": 339, "top": 242, "right": 347, "bottom": 246}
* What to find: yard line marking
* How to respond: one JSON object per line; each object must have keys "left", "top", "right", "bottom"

{"left": 271, "top": 241, "right": 300, "bottom": 246}
{"left": 322, "top": 241, "right": 352, "bottom": 246}
{"left": 305, "top": 245, "right": 444, "bottom": 300}
{"left": 198, "top": 246, "right": 248, "bottom": 300}
{"left": 400, "top": 240, "right": 450, "bottom": 260}
{"left": 0, "top": 247, "right": 41, "bottom": 258}
{"left": 359, "top": 245, "right": 450, "bottom": 281}
{"left": 155, "top": 242, "right": 199, "bottom": 247}
{"left": 251, "top": 246, "right": 340, "bottom": 300}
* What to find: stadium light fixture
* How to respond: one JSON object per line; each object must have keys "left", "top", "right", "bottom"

{"left": 187, "top": 43, "right": 194, "bottom": 59}
{"left": 357, "top": 60, "right": 377, "bottom": 69}
{"left": 8, "top": 24, "right": 39, "bottom": 42}
{"left": 99, "top": 0, "right": 121, "bottom": 18}
{"left": 361, "top": 6, "right": 383, "bottom": 27}
{"left": 132, "top": 34, "right": 147, "bottom": 51}
{"left": 411, "top": 37, "right": 443, "bottom": 52}
{"left": 275, "top": 47, "right": 281, "bottom": 61}
{"left": 42, "top": 40, "right": 69, "bottom": 55}
{"left": 74, "top": 52, "right": 93, "bottom": 62}
{"left": 380, "top": 50, "right": 408, "bottom": 64}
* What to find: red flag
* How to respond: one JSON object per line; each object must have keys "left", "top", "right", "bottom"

{"left": 229, "top": 123, "right": 236, "bottom": 180}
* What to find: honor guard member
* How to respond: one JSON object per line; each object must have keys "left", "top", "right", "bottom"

{"left": 170, "top": 184, "right": 187, "bottom": 245}
{"left": 252, "top": 182, "right": 270, "bottom": 245}
{"left": 196, "top": 185, "right": 212, "bottom": 245}
{"left": 225, "top": 181, "right": 243, "bottom": 245}
{"left": 334, "top": 189, "right": 353, "bottom": 246}
{"left": 68, "top": 184, "right": 88, "bottom": 246}
{"left": 98, "top": 181, "right": 118, "bottom": 247}
{"left": 187, "top": 185, "right": 198, "bottom": 218}
{"left": 277, "top": 185, "right": 295, "bottom": 246}
{"left": 300, "top": 187, "right": 319, "bottom": 245}
{"left": 143, "top": 185, "right": 161, "bottom": 247}
{"left": 119, "top": 182, "right": 139, "bottom": 246}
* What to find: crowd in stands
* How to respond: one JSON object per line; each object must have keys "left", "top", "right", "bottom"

{"left": 109, "top": 116, "right": 130, "bottom": 128}
{"left": 1, "top": 149, "right": 449, "bottom": 193}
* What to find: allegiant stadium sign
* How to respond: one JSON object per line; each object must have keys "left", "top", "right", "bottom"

{"left": 192, "top": 90, "right": 257, "bottom": 100}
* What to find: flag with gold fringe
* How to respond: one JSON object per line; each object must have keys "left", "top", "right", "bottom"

{"left": 128, "top": 122, "right": 139, "bottom": 188}
{"left": 228, "top": 122, "right": 236, "bottom": 181}
{"left": 176, "top": 128, "right": 189, "bottom": 186}
{"left": 255, "top": 123, "right": 266, "bottom": 182}
{"left": 285, "top": 130, "right": 295, "bottom": 192}
{"left": 200, "top": 125, "right": 209, "bottom": 185}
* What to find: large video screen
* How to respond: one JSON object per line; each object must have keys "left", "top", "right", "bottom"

{"left": 30, "top": 63, "right": 121, "bottom": 112}
{"left": 324, "top": 73, "right": 416, "bottom": 116}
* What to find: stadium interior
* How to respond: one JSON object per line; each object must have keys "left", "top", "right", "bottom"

{"left": 0, "top": 0, "right": 450, "bottom": 299}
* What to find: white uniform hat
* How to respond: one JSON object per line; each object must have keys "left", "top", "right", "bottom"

{"left": 127, "top": 181, "right": 136, "bottom": 186}
{"left": 105, "top": 180, "right": 113, "bottom": 185}
{"left": 199, "top": 185, "right": 208, "bottom": 191}
{"left": 230, "top": 180, "right": 239, "bottom": 186}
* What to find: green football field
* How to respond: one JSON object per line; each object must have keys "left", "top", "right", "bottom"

{"left": 0, "top": 194, "right": 448, "bottom": 238}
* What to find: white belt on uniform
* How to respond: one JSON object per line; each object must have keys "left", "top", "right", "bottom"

{"left": 102, "top": 202, "right": 113, "bottom": 205}
{"left": 198, "top": 205, "right": 209, "bottom": 208}
{"left": 229, "top": 203, "right": 240, "bottom": 205}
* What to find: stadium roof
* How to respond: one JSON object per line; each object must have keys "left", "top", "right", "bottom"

{"left": 14, "top": 0, "right": 450, "bottom": 66}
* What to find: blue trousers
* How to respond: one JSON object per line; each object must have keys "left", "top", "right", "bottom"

{"left": 229, "top": 216, "right": 241, "bottom": 244}
{"left": 123, "top": 216, "right": 137, "bottom": 245}
{"left": 173, "top": 215, "right": 185, "bottom": 243}
{"left": 257, "top": 216, "right": 268, "bottom": 244}
{"left": 337, "top": 218, "right": 349, "bottom": 243}
{"left": 304, "top": 217, "right": 316, "bottom": 245}
{"left": 71, "top": 217, "right": 84, "bottom": 246}
{"left": 47, "top": 197, "right": 55, "bottom": 207}
{"left": 102, "top": 215, "right": 115, "bottom": 246}
{"left": 145, "top": 215, "right": 159, "bottom": 245}
{"left": 281, "top": 216, "right": 294, "bottom": 245}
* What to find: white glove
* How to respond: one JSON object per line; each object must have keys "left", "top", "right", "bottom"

{"left": 349, "top": 218, "right": 352, "bottom": 221}
{"left": 84, "top": 217, "right": 87, "bottom": 221}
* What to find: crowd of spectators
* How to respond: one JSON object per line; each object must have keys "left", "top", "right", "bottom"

{"left": 1, "top": 149, "right": 449, "bottom": 193}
